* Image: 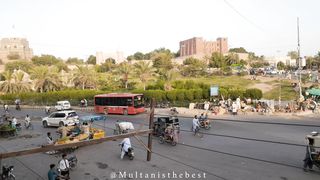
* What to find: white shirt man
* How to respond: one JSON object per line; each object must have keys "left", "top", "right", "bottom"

{"left": 120, "top": 138, "right": 131, "bottom": 159}
{"left": 192, "top": 116, "right": 200, "bottom": 132}
{"left": 12, "top": 117, "right": 17, "bottom": 128}
{"left": 25, "top": 115, "right": 31, "bottom": 127}
{"left": 59, "top": 154, "right": 70, "bottom": 177}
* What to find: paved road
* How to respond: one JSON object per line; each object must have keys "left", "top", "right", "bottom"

{"left": 0, "top": 108, "right": 320, "bottom": 180}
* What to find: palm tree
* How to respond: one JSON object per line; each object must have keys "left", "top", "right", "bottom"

{"left": 115, "top": 62, "right": 131, "bottom": 89}
{"left": 71, "top": 65, "right": 97, "bottom": 89}
{"left": 30, "top": 66, "right": 62, "bottom": 92}
{"left": 0, "top": 71, "right": 18, "bottom": 93}
{"left": 134, "top": 61, "right": 156, "bottom": 90}
{"left": 13, "top": 71, "right": 31, "bottom": 93}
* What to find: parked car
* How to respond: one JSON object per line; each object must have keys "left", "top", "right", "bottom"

{"left": 42, "top": 110, "right": 79, "bottom": 127}
{"left": 55, "top": 100, "right": 71, "bottom": 111}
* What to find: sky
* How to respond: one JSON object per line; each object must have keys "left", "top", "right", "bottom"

{"left": 0, "top": 0, "right": 319, "bottom": 60}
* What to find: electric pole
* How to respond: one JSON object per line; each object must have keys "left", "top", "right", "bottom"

{"left": 297, "top": 17, "right": 303, "bottom": 99}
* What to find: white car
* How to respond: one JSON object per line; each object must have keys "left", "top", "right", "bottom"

{"left": 55, "top": 101, "right": 71, "bottom": 111}
{"left": 42, "top": 110, "right": 79, "bottom": 127}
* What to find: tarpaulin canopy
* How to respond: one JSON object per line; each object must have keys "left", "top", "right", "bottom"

{"left": 306, "top": 88, "right": 320, "bottom": 96}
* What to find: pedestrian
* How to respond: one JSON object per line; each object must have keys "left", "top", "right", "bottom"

{"left": 48, "top": 164, "right": 58, "bottom": 180}
{"left": 232, "top": 102, "right": 238, "bottom": 115}
{"left": 59, "top": 154, "right": 70, "bottom": 178}
{"left": 47, "top": 132, "right": 54, "bottom": 145}
{"left": 303, "top": 138, "right": 317, "bottom": 171}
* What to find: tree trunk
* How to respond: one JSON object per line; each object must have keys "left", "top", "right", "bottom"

{"left": 125, "top": 81, "right": 128, "bottom": 89}
{"left": 143, "top": 83, "right": 146, "bottom": 91}
{"left": 82, "top": 82, "right": 85, "bottom": 90}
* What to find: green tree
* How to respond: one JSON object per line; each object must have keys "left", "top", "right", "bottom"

{"left": 287, "top": 51, "right": 298, "bottom": 60}
{"left": 87, "top": 55, "right": 96, "bottom": 65}
{"left": 55, "top": 61, "right": 69, "bottom": 72}
{"left": 208, "top": 52, "right": 225, "bottom": 68}
{"left": 151, "top": 52, "right": 173, "bottom": 70}
{"left": 13, "top": 71, "right": 31, "bottom": 93}
{"left": 66, "top": 57, "right": 84, "bottom": 64}
{"left": 0, "top": 71, "right": 18, "bottom": 93}
{"left": 30, "top": 66, "right": 63, "bottom": 93}
{"left": 277, "top": 61, "right": 285, "bottom": 70}
{"left": 225, "top": 52, "right": 239, "bottom": 65}
{"left": 31, "top": 55, "right": 60, "bottom": 66}
{"left": 5, "top": 60, "right": 33, "bottom": 73}
{"left": 182, "top": 57, "right": 207, "bottom": 77}
{"left": 115, "top": 62, "right": 132, "bottom": 89}
{"left": 96, "top": 59, "right": 116, "bottom": 72}
{"left": 134, "top": 61, "right": 156, "bottom": 90}
{"left": 133, "top": 52, "right": 144, "bottom": 60}
{"left": 229, "top": 47, "right": 248, "bottom": 53}
{"left": 71, "top": 65, "right": 97, "bottom": 90}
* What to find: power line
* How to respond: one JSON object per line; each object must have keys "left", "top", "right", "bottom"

{"left": 179, "top": 129, "right": 308, "bottom": 148}
{"left": 223, "top": 0, "right": 264, "bottom": 32}
{"left": 132, "top": 145, "right": 228, "bottom": 180}
{"left": 154, "top": 113, "right": 320, "bottom": 127}
{"left": 0, "top": 144, "right": 45, "bottom": 180}
{"left": 178, "top": 142, "right": 301, "bottom": 169}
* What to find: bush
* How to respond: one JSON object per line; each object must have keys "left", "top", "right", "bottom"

{"left": 244, "top": 88, "right": 263, "bottom": 100}
{"left": 166, "top": 90, "right": 177, "bottom": 101}
{"left": 193, "top": 89, "right": 203, "bottom": 100}
{"left": 172, "top": 80, "right": 184, "bottom": 89}
{"left": 0, "top": 90, "right": 106, "bottom": 105}
{"left": 185, "top": 80, "right": 196, "bottom": 89}
{"left": 219, "top": 87, "right": 229, "bottom": 99}
{"left": 227, "top": 88, "right": 245, "bottom": 100}
{"left": 202, "top": 88, "right": 209, "bottom": 99}
{"left": 184, "top": 90, "right": 194, "bottom": 101}
{"left": 176, "top": 90, "right": 185, "bottom": 101}
{"left": 143, "top": 90, "right": 166, "bottom": 102}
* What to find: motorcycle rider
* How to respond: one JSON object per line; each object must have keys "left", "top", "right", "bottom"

{"left": 120, "top": 137, "right": 132, "bottom": 159}
{"left": 48, "top": 164, "right": 58, "bottom": 180}
{"left": 59, "top": 154, "right": 70, "bottom": 178}
{"left": 11, "top": 117, "right": 17, "bottom": 129}
{"left": 25, "top": 114, "right": 31, "bottom": 129}
{"left": 192, "top": 115, "right": 200, "bottom": 135}
{"left": 45, "top": 105, "right": 51, "bottom": 114}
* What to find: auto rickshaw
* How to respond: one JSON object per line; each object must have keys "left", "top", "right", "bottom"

{"left": 153, "top": 116, "right": 180, "bottom": 137}
{"left": 305, "top": 132, "right": 320, "bottom": 169}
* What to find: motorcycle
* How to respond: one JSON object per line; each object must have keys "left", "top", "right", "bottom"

{"left": 159, "top": 132, "right": 177, "bottom": 146}
{"left": 199, "top": 119, "right": 211, "bottom": 130}
{"left": 1, "top": 165, "right": 15, "bottom": 180}
{"left": 67, "top": 155, "right": 78, "bottom": 169}
{"left": 15, "top": 104, "right": 21, "bottom": 111}
{"left": 24, "top": 121, "right": 33, "bottom": 130}
{"left": 15, "top": 123, "right": 22, "bottom": 131}
{"left": 119, "top": 144, "right": 134, "bottom": 160}
{"left": 45, "top": 107, "right": 51, "bottom": 115}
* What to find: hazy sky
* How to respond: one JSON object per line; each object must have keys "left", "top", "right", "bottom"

{"left": 0, "top": 0, "right": 319, "bottom": 60}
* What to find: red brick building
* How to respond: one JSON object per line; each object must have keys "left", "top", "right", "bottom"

{"left": 179, "top": 37, "right": 228, "bottom": 57}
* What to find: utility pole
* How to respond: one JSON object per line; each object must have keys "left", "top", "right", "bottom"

{"left": 297, "top": 17, "right": 303, "bottom": 99}
{"left": 147, "top": 98, "right": 155, "bottom": 161}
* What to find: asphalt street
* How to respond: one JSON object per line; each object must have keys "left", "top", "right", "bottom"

{"left": 0, "top": 108, "right": 319, "bottom": 180}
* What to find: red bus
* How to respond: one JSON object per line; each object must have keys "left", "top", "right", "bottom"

{"left": 94, "top": 93, "right": 145, "bottom": 115}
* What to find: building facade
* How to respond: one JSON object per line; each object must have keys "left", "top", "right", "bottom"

{"left": 0, "top": 38, "right": 33, "bottom": 62}
{"left": 179, "top": 37, "right": 228, "bottom": 57}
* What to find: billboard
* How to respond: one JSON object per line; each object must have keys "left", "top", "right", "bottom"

{"left": 210, "top": 86, "right": 219, "bottom": 96}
